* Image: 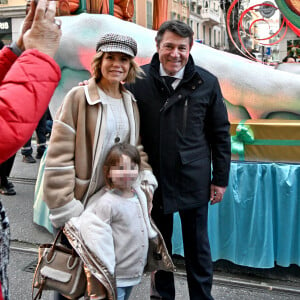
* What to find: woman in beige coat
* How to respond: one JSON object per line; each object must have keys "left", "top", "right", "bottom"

{"left": 43, "top": 33, "right": 160, "bottom": 300}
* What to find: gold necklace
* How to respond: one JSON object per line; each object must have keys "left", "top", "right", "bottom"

{"left": 98, "top": 85, "right": 125, "bottom": 143}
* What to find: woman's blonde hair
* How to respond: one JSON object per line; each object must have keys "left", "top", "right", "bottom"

{"left": 91, "top": 51, "right": 144, "bottom": 84}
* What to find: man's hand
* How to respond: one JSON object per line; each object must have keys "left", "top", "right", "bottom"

{"left": 210, "top": 184, "right": 226, "bottom": 205}
{"left": 23, "top": 0, "right": 62, "bottom": 58}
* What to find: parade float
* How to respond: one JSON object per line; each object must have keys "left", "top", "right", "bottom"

{"left": 34, "top": 0, "right": 300, "bottom": 269}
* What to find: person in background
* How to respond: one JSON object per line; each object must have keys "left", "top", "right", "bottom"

{"left": 0, "top": 0, "right": 62, "bottom": 298}
{"left": 0, "top": 155, "right": 16, "bottom": 196}
{"left": 282, "top": 56, "right": 297, "bottom": 63}
{"left": 0, "top": 41, "right": 16, "bottom": 196}
{"left": 45, "top": 107, "right": 53, "bottom": 139}
{"left": 126, "top": 20, "right": 231, "bottom": 300}
{"left": 21, "top": 109, "right": 48, "bottom": 163}
{"left": 43, "top": 33, "right": 157, "bottom": 300}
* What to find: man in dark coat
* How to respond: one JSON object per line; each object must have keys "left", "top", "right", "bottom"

{"left": 127, "top": 20, "right": 231, "bottom": 300}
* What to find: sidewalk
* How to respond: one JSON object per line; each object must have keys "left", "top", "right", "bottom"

{"left": 2, "top": 148, "right": 300, "bottom": 299}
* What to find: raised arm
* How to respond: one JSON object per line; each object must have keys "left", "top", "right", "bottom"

{"left": 0, "top": 0, "right": 61, "bottom": 163}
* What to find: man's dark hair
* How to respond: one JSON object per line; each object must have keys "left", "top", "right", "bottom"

{"left": 155, "top": 20, "right": 194, "bottom": 48}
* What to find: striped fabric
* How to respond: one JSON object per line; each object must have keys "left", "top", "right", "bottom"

{"left": 0, "top": 200, "right": 9, "bottom": 300}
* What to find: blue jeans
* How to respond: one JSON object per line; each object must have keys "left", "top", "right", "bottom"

{"left": 117, "top": 286, "right": 133, "bottom": 300}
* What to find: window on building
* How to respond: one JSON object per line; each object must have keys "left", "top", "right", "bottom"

{"left": 190, "top": 20, "right": 193, "bottom": 29}
{"left": 0, "top": 0, "right": 8, "bottom": 3}
{"left": 197, "top": 23, "right": 199, "bottom": 39}
{"left": 146, "top": 1, "right": 153, "bottom": 29}
{"left": 214, "top": 29, "right": 216, "bottom": 47}
{"left": 203, "top": 25, "right": 206, "bottom": 44}
{"left": 214, "top": 1, "right": 218, "bottom": 11}
{"left": 171, "top": 12, "right": 177, "bottom": 20}
{"left": 209, "top": 28, "right": 212, "bottom": 46}
{"left": 177, "top": 14, "right": 180, "bottom": 20}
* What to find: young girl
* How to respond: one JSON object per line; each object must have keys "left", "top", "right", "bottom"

{"left": 64, "top": 143, "right": 174, "bottom": 300}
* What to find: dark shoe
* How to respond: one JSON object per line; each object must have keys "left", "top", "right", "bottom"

{"left": 22, "top": 155, "right": 36, "bottom": 163}
{"left": 36, "top": 152, "right": 44, "bottom": 159}
{"left": 0, "top": 181, "right": 16, "bottom": 196}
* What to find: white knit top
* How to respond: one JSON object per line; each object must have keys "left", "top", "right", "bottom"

{"left": 95, "top": 87, "right": 130, "bottom": 188}
{"left": 92, "top": 190, "right": 149, "bottom": 287}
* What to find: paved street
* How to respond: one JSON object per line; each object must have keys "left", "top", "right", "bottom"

{"left": 1, "top": 148, "right": 300, "bottom": 299}
{"left": 7, "top": 248, "right": 300, "bottom": 300}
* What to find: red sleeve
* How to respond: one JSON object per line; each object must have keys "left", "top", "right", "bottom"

{"left": 0, "top": 49, "right": 61, "bottom": 163}
{"left": 0, "top": 46, "right": 18, "bottom": 83}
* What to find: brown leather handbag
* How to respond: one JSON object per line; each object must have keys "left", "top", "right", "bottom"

{"left": 32, "top": 229, "right": 86, "bottom": 300}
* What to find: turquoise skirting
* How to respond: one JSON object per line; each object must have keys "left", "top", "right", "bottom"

{"left": 172, "top": 161, "right": 300, "bottom": 268}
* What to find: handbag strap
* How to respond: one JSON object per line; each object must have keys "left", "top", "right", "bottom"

{"left": 31, "top": 228, "right": 63, "bottom": 300}
{"left": 46, "top": 228, "right": 64, "bottom": 261}
{"left": 32, "top": 276, "right": 46, "bottom": 300}
{"left": 32, "top": 250, "right": 46, "bottom": 300}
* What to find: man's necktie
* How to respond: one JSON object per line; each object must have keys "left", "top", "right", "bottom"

{"left": 164, "top": 76, "right": 176, "bottom": 92}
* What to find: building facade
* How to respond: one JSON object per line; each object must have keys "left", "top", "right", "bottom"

{"left": 0, "top": 0, "right": 227, "bottom": 50}
{"left": 168, "top": 0, "right": 189, "bottom": 23}
{"left": 133, "top": 0, "right": 153, "bottom": 28}
{"left": 133, "top": 0, "right": 225, "bottom": 49}
{"left": 189, "top": 0, "right": 225, "bottom": 48}
{"left": 0, "top": 0, "right": 26, "bottom": 45}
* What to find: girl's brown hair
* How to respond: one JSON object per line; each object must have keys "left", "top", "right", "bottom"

{"left": 103, "top": 143, "right": 141, "bottom": 189}
{"left": 91, "top": 51, "right": 144, "bottom": 84}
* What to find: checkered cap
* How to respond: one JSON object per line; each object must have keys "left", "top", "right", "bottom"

{"left": 96, "top": 33, "right": 137, "bottom": 57}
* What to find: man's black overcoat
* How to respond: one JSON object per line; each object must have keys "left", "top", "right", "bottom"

{"left": 127, "top": 54, "right": 231, "bottom": 213}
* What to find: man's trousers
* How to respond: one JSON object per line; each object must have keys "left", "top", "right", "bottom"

{"left": 151, "top": 203, "right": 214, "bottom": 300}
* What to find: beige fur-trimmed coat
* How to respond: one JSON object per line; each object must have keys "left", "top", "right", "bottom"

{"left": 43, "top": 78, "right": 157, "bottom": 228}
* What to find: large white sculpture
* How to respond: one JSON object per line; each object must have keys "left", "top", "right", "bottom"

{"left": 51, "top": 14, "right": 300, "bottom": 121}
